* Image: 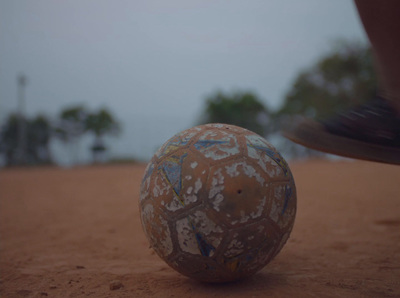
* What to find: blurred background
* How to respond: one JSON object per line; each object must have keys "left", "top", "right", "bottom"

{"left": 0, "top": 0, "right": 376, "bottom": 167}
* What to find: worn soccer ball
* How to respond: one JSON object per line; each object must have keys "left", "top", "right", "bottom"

{"left": 139, "top": 123, "right": 296, "bottom": 283}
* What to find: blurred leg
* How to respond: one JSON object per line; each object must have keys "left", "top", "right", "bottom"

{"left": 282, "top": 1, "right": 400, "bottom": 164}
{"left": 354, "top": 0, "right": 400, "bottom": 112}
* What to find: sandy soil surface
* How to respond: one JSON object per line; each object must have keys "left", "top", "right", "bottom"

{"left": 1, "top": 160, "right": 399, "bottom": 297}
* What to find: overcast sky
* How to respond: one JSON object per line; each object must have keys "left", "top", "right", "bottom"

{"left": 0, "top": 0, "right": 368, "bottom": 163}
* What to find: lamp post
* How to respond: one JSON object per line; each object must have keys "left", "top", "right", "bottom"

{"left": 16, "top": 73, "right": 28, "bottom": 165}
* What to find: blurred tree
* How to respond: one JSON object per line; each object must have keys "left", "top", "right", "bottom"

{"left": 200, "top": 91, "right": 269, "bottom": 136}
{"left": 274, "top": 40, "right": 378, "bottom": 158}
{"left": 27, "top": 116, "right": 53, "bottom": 164}
{"left": 54, "top": 106, "right": 87, "bottom": 164}
{"left": 0, "top": 106, "right": 122, "bottom": 167}
{"left": 0, "top": 114, "right": 53, "bottom": 166}
{"left": 0, "top": 114, "right": 19, "bottom": 165}
{"left": 85, "top": 108, "right": 120, "bottom": 163}
{"left": 277, "top": 40, "right": 377, "bottom": 119}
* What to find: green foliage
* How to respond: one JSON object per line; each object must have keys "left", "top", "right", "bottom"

{"left": 85, "top": 109, "right": 120, "bottom": 137}
{"left": 54, "top": 106, "right": 120, "bottom": 163}
{"left": 55, "top": 106, "right": 87, "bottom": 142}
{"left": 28, "top": 116, "right": 52, "bottom": 163}
{"left": 85, "top": 108, "right": 120, "bottom": 163}
{"left": 0, "top": 104, "right": 121, "bottom": 166}
{"left": 277, "top": 41, "right": 377, "bottom": 119}
{"left": 0, "top": 114, "right": 53, "bottom": 166}
{"left": 201, "top": 91, "right": 269, "bottom": 136}
{"left": 0, "top": 115, "right": 19, "bottom": 165}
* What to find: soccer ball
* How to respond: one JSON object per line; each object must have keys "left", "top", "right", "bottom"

{"left": 139, "top": 123, "right": 296, "bottom": 283}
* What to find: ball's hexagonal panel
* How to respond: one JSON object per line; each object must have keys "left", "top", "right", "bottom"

{"left": 140, "top": 202, "right": 174, "bottom": 258}
{"left": 150, "top": 152, "right": 209, "bottom": 216}
{"left": 212, "top": 219, "right": 281, "bottom": 280}
{"left": 175, "top": 210, "right": 225, "bottom": 257}
{"left": 245, "top": 134, "right": 291, "bottom": 180}
{"left": 247, "top": 229, "right": 282, "bottom": 271}
{"left": 155, "top": 126, "right": 203, "bottom": 159}
{"left": 221, "top": 219, "right": 277, "bottom": 259}
{"left": 192, "top": 128, "right": 241, "bottom": 162}
{"left": 206, "top": 159, "right": 270, "bottom": 227}
{"left": 268, "top": 182, "right": 296, "bottom": 231}
{"left": 271, "top": 228, "right": 293, "bottom": 261}
{"left": 139, "top": 162, "right": 155, "bottom": 204}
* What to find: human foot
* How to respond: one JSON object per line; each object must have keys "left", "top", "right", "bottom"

{"left": 282, "top": 97, "right": 400, "bottom": 164}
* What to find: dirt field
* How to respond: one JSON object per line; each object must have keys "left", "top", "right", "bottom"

{"left": 1, "top": 160, "right": 399, "bottom": 297}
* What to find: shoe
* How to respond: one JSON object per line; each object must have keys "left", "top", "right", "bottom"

{"left": 282, "top": 96, "right": 400, "bottom": 165}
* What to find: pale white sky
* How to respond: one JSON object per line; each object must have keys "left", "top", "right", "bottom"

{"left": 0, "top": 0, "right": 367, "bottom": 162}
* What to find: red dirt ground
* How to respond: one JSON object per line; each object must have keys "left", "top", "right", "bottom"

{"left": 1, "top": 160, "right": 399, "bottom": 297}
